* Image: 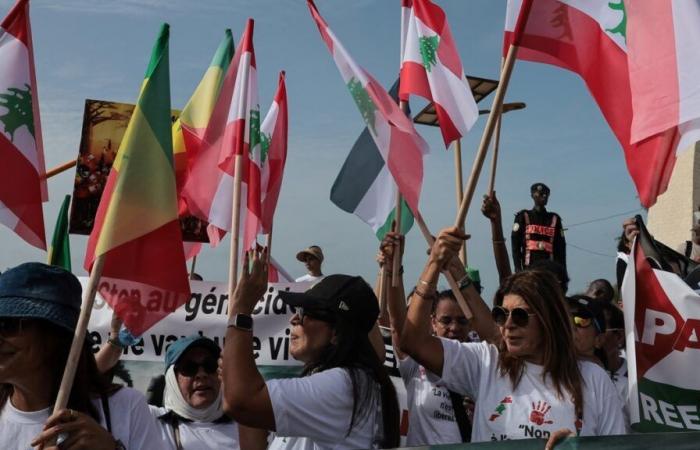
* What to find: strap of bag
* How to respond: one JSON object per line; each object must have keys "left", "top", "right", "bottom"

{"left": 448, "top": 390, "right": 471, "bottom": 442}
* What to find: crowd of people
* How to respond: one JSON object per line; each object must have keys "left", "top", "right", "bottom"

{"left": 2, "top": 185, "right": 698, "bottom": 449}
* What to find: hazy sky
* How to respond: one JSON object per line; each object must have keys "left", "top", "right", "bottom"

{"left": 1, "top": 0, "right": 650, "bottom": 299}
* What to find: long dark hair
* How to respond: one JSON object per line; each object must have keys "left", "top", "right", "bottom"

{"left": 303, "top": 319, "right": 400, "bottom": 448}
{"left": 493, "top": 270, "right": 585, "bottom": 423}
{"left": 0, "top": 320, "right": 113, "bottom": 421}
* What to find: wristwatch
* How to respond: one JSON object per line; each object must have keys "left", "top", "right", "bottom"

{"left": 228, "top": 313, "right": 253, "bottom": 331}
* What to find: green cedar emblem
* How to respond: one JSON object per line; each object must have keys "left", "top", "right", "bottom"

{"left": 0, "top": 84, "right": 34, "bottom": 142}
{"left": 606, "top": 0, "right": 627, "bottom": 42}
{"left": 260, "top": 132, "right": 271, "bottom": 164}
{"left": 248, "top": 108, "right": 261, "bottom": 159}
{"left": 419, "top": 35, "right": 439, "bottom": 72}
{"left": 348, "top": 78, "right": 377, "bottom": 135}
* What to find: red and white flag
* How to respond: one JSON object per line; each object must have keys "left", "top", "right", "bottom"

{"left": 307, "top": 0, "right": 429, "bottom": 215}
{"left": 0, "top": 0, "right": 46, "bottom": 249}
{"left": 399, "top": 0, "right": 478, "bottom": 148}
{"left": 181, "top": 20, "right": 259, "bottom": 249}
{"left": 626, "top": 2, "right": 700, "bottom": 146}
{"left": 260, "top": 71, "right": 288, "bottom": 234}
{"left": 504, "top": 0, "right": 681, "bottom": 208}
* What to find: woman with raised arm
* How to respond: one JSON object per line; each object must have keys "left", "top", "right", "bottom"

{"left": 401, "top": 228, "right": 626, "bottom": 447}
{"left": 221, "top": 248, "right": 399, "bottom": 449}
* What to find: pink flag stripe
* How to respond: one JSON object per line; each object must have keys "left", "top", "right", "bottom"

{"left": 261, "top": 71, "right": 288, "bottom": 233}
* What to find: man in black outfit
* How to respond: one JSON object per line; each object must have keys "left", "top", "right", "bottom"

{"left": 511, "top": 183, "right": 567, "bottom": 278}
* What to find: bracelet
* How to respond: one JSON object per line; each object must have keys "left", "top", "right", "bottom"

{"left": 458, "top": 274, "right": 473, "bottom": 290}
{"left": 417, "top": 279, "right": 432, "bottom": 286}
{"left": 107, "top": 337, "right": 125, "bottom": 349}
{"left": 492, "top": 239, "right": 505, "bottom": 244}
{"left": 413, "top": 288, "right": 437, "bottom": 301}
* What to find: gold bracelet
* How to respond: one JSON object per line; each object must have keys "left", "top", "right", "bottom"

{"left": 414, "top": 288, "right": 437, "bottom": 301}
{"left": 417, "top": 279, "right": 432, "bottom": 286}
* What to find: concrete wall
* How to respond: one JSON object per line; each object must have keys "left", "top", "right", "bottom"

{"left": 647, "top": 143, "right": 700, "bottom": 250}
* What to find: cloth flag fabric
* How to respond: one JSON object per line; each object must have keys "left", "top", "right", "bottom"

{"left": 504, "top": 0, "right": 681, "bottom": 208}
{"left": 173, "top": 29, "right": 234, "bottom": 206}
{"left": 626, "top": 2, "right": 700, "bottom": 145}
{"left": 47, "top": 194, "right": 71, "bottom": 271}
{"left": 399, "top": 0, "right": 478, "bottom": 148}
{"left": 84, "top": 24, "right": 190, "bottom": 336}
{"left": 330, "top": 78, "right": 414, "bottom": 240}
{"left": 181, "top": 20, "right": 258, "bottom": 248}
{"left": 0, "top": 0, "right": 46, "bottom": 249}
{"left": 259, "top": 71, "right": 288, "bottom": 235}
{"left": 622, "top": 217, "right": 700, "bottom": 431}
{"left": 268, "top": 256, "right": 293, "bottom": 283}
{"left": 307, "top": 0, "right": 429, "bottom": 217}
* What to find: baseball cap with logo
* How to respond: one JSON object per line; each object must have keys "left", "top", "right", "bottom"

{"left": 296, "top": 245, "right": 324, "bottom": 263}
{"left": 278, "top": 274, "right": 378, "bottom": 332}
{"left": 530, "top": 182, "right": 550, "bottom": 194}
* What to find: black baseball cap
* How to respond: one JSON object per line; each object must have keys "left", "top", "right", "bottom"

{"left": 278, "top": 274, "right": 379, "bottom": 332}
{"left": 531, "top": 182, "right": 550, "bottom": 194}
{"left": 567, "top": 295, "right": 606, "bottom": 334}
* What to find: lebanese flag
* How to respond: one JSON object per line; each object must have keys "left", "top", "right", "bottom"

{"left": 504, "top": 0, "right": 680, "bottom": 208}
{"left": 307, "top": 0, "right": 428, "bottom": 215}
{"left": 399, "top": 0, "right": 478, "bottom": 148}
{"left": 181, "top": 20, "right": 258, "bottom": 248}
{"left": 259, "top": 71, "right": 288, "bottom": 234}
{"left": 0, "top": 0, "right": 47, "bottom": 249}
{"left": 626, "top": 2, "right": 700, "bottom": 146}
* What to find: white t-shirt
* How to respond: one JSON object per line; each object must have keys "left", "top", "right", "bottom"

{"left": 294, "top": 274, "right": 324, "bottom": 283}
{"left": 0, "top": 387, "right": 164, "bottom": 450}
{"left": 266, "top": 367, "right": 381, "bottom": 450}
{"left": 609, "top": 358, "right": 630, "bottom": 431}
{"left": 399, "top": 356, "right": 462, "bottom": 446}
{"left": 149, "top": 406, "right": 239, "bottom": 450}
{"left": 435, "top": 339, "right": 626, "bottom": 442}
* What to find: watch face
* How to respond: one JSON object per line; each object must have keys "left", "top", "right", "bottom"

{"left": 236, "top": 314, "right": 253, "bottom": 329}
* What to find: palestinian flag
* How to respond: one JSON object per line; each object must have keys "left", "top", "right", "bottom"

{"left": 174, "top": 29, "right": 234, "bottom": 203}
{"left": 0, "top": 0, "right": 47, "bottom": 249}
{"left": 259, "top": 71, "right": 288, "bottom": 235}
{"left": 47, "top": 194, "right": 71, "bottom": 271}
{"left": 504, "top": 0, "right": 682, "bottom": 207}
{"left": 400, "top": 0, "right": 478, "bottom": 148}
{"left": 308, "top": 0, "right": 428, "bottom": 218}
{"left": 84, "top": 24, "right": 190, "bottom": 336}
{"left": 622, "top": 216, "right": 700, "bottom": 431}
{"left": 330, "top": 78, "right": 414, "bottom": 240}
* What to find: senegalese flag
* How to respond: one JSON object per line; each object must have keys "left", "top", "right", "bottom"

{"left": 173, "top": 29, "right": 234, "bottom": 202}
{"left": 84, "top": 24, "right": 190, "bottom": 336}
{"left": 47, "top": 194, "right": 71, "bottom": 271}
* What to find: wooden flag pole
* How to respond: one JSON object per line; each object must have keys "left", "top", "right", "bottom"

{"left": 487, "top": 115, "right": 502, "bottom": 195}
{"left": 189, "top": 255, "right": 198, "bottom": 280}
{"left": 454, "top": 43, "right": 519, "bottom": 229}
{"left": 413, "top": 213, "right": 473, "bottom": 319}
{"left": 53, "top": 254, "right": 106, "bottom": 413}
{"left": 453, "top": 139, "right": 467, "bottom": 265}
{"left": 228, "top": 51, "right": 252, "bottom": 302}
{"left": 44, "top": 159, "right": 77, "bottom": 179}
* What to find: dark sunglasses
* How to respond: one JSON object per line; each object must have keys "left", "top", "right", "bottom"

{"left": 0, "top": 318, "right": 32, "bottom": 337}
{"left": 571, "top": 314, "right": 602, "bottom": 333}
{"left": 491, "top": 306, "right": 536, "bottom": 327}
{"left": 435, "top": 316, "right": 469, "bottom": 327}
{"left": 175, "top": 357, "right": 218, "bottom": 377}
{"left": 296, "top": 306, "right": 336, "bottom": 325}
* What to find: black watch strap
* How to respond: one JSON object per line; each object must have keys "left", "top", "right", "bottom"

{"left": 228, "top": 313, "right": 253, "bottom": 331}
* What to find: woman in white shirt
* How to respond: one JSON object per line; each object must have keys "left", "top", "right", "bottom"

{"left": 401, "top": 228, "right": 626, "bottom": 446}
{"left": 0, "top": 262, "right": 163, "bottom": 450}
{"left": 220, "top": 248, "right": 400, "bottom": 449}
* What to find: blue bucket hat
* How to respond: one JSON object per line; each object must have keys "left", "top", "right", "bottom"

{"left": 0, "top": 262, "right": 81, "bottom": 332}
{"left": 164, "top": 335, "right": 221, "bottom": 371}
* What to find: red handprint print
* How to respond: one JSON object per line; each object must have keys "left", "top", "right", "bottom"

{"left": 528, "top": 401, "right": 553, "bottom": 425}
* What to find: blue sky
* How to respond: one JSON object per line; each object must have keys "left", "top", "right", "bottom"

{"left": 1, "top": 0, "right": 646, "bottom": 299}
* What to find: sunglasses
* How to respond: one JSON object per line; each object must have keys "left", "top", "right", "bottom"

{"left": 296, "top": 306, "right": 336, "bottom": 325}
{"left": 435, "top": 316, "right": 469, "bottom": 327}
{"left": 0, "top": 318, "right": 32, "bottom": 337}
{"left": 175, "top": 357, "right": 218, "bottom": 377}
{"left": 572, "top": 315, "right": 593, "bottom": 328}
{"left": 491, "top": 306, "right": 536, "bottom": 327}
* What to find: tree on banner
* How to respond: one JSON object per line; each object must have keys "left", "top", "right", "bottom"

{"left": 84, "top": 24, "right": 190, "bottom": 336}
{"left": 622, "top": 216, "right": 700, "bottom": 431}
{"left": 307, "top": 0, "right": 429, "bottom": 219}
{"left": 47, "top": 194, "right": 71, "bottom": 271}
{"left": 0, "top": 0, "right": 47, "bottom": 249}
{"left": 503, "top": 0, "right": 681, "bottom": 208}
{"left": 400, "top": 0, "right": 478, "bottom": 148}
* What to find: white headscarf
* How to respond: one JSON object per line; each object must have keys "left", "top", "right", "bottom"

{"left": 163, "top": 365, "right": 223, "bottom": 422}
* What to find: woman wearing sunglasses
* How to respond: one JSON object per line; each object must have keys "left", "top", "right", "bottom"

{"left": 0, "top": 262, "right": 163, "bottom": 450}
{"left": 566, "top": 295, "right": 608, "bottom": 368}
{"left": 401, "top": 228, "right": 625, "bottom": 446}
{"left": 221, "top": 248, "right": 400, "bottom": 449}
